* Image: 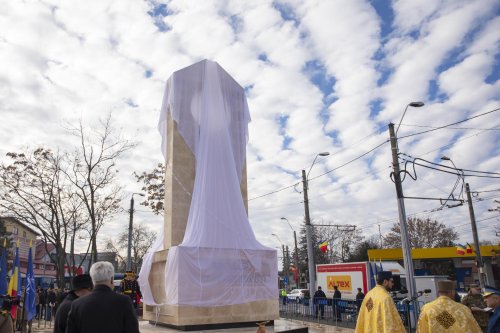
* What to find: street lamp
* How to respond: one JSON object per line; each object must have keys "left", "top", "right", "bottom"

{"left": 272, "top": 233, "right": 289, "bottom": 286}
{"left": 441, "top": 156, "right": 486, "bottom": 289}
{"left": 127, "top": 192, "right": 145, "bottom": 271}
{"left": 396, "top": 102, "right": 425, "bottom": 135}
{"left": 281, "top": 217, "right": 300, "bottom": 288}
{"left": 388, "top": 101, "right": 424, "bottom": 314}
{"left": 302, "top": 151, "right": 330, "bottom": 300}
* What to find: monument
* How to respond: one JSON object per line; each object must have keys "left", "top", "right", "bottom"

{"left": 139, "top": 60, "right": 279, "bottom": 330}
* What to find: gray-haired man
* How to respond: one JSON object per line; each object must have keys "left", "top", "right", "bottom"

{"left": 66, "top": 262, "right": 139, "bottom": 333}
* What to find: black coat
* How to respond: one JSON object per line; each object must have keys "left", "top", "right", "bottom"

{"left": 54, "top": 291, "right": 78, "bottom": 333}
{"left": 65, "top": 284, "right": 139, "bottom": 333}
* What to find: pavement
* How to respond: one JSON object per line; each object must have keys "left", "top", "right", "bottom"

{"left": 28, "top": 318, "right": 355, "bottom": 333}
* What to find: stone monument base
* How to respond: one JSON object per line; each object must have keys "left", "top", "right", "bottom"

{"left": 142, "top": 249, "right": 279, "bottom": 330}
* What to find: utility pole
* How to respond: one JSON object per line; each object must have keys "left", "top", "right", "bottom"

{"left": 293, "top": 230, "right": 300, "bottom": 288}
{"left": 302, "top": 169, "right": 316, "bottom": 300}
{"left": 127, "top": 193, "right": 144, "bottom": 272}
{"left": 465, "top": 183, "right": 487, "bottom": 288}
{"left": 127, "top": 196, "right": 135, "bottom": 271}
{"left": 388, "top": 123, "right": 418, "bottom": 309}
{"left": 285, "top": 245, "right": 290, "bottom": 285}
{"left": 378, "top": 224, "right": 383, "bottom": 248}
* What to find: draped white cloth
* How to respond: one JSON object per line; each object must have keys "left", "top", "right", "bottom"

{"left": 139, "top": 60, "right": 277, "bottom": 307}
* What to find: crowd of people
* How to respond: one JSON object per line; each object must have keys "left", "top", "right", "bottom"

{"left": 0, "top": 262, "right": 142, "bottom": 333}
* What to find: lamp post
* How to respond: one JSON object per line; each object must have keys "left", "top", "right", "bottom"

{"left": 272, "top": 233, "right": 289, "bottom": 287}
{"left": 302, "top": 152, "right": 329, "bottom": 300}
{"left": 441, "top": 156, "right": 486, "bottom": 289}
{"left": 388, "top": 102, "right": 424, "bottom": 314}
{"left": 127, "top": 192, "right": 145, "bottom": 271}
{"left": 281, "top": 217, "right": 300, "bottom": 288}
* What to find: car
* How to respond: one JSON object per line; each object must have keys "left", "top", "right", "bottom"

{"left": 286, "top": 289, "right": 310, "bottom": 303}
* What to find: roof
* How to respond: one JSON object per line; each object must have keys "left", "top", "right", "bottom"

{"left": 35, "top": 239, "right": 55, "bottom": 260}
{"left": 0, "top": 216, "right": 40, "bottom": 236}
{"left": 368, "top": 245, "right": 500, "bottom": 260}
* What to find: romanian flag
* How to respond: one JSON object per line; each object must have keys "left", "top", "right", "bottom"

{"left": 456, "top": 244, "right": 466, "bottom": 255}
{"left": 0, "top": 239, "right": 7, "bottom": 295}
{"left": 290, "top": 265, "right": 298, "bottom": 282}
{"left": 319, "top": 241, "right": 328, "bottom": 253}
{"left": 466, "top": 243, "right": 473, "bottom": 254}
{"left": 8, "top": 245, "right": 21, "bottom": 318}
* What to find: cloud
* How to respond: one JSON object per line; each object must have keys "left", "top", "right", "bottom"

{"left": 0, "top": 0, "right": 498, "bottom": 256}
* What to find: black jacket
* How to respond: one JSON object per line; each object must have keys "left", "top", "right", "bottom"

{"left": 65, "top": 284, "right": 139, "bottom": 333}
{"left": 54, "top": 291, "right": 78, "bottom": 333}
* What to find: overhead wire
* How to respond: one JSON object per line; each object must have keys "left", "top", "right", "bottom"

{"left": 398, "top": 107, "right": 500, "bottom": 139}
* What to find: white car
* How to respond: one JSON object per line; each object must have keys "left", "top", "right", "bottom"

{"left": 286, "top": 289, "right": 309, "bottom": 303}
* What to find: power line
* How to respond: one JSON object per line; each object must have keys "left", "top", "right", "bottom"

{"left": 415, "top": 123, "right": 500, "bottom": 158}
{"left": 398, "top": 107, "right": 500, "bottom": 139}
{"left": 309, "top": 140, "right": 389, "bottom": 182}
{"left": 401, "top": 154, "right": 500, "bottom": 176}
{"left": 399, "top": 124, "right": 500, "bottom": 131}
{"left": 248, "top": 182, "right": 300, "bottom": 201}
{"left": 248, "top": 140, "right": 388, "bottom": 201}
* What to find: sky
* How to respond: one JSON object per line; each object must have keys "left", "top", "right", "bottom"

{"left": 0, "top": 0, "right": 499, "bottom": 256}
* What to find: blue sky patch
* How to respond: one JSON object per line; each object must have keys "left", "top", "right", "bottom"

{"left": 485, "top": 53, "right": 499, "bottom": 84}
{"left": 147, "top": 2, "right": 171, "bottom": 32}
{"left": 369, "top": 0, "right": 394, "bottom": 39}
{"left": 272, "top": 1, "right": 300, "bottom": 27}
{"left": 369, "top": 99, "right": 383, "bottom": 119}
{"left": 302, "top": 60, "right": 335, "bottom": 97}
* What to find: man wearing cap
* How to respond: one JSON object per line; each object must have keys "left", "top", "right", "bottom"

{"left": 355, "top": 271, "right": 405, "bottom": 333}
{"left": 483, "top": 291, "right": 500, "bottom": 333}
{"left": 53, "top": 274, "right": 93, "bottom": 333}
{"left": 462, "top": 284, "right": 489, "bottom": 332}
{"left": 120, "top": 271, "right": 142, "bottom": 311}
{"left": 417, "top": 280, "right": 482, "bottom": 333}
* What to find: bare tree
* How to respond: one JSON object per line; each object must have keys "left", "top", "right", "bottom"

{"left": 316, "top": 224, "right": 363, "bottom": 263}
{"left": 104, "top": 223, "right": 156, "bottom": 272}
{"left": 348, "top": 235, "right": 381, "bottom": 262}
{"left": 65, "top": 114, "right": 136, "bottom": 264}
{"left": 135, "top": 163, "right": 165, "bottom": 215}
{"left": 0, "top": 149, "right": 85, "bottom": 285}
{"left": 384, "top": 217, "right": 458, "bottom": 248}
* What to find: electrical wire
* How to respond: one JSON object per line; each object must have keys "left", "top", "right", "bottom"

{"left": 309, "top": 140, "right": 389, "bottom": 182}
{"left": 248, "top": 139, "right": 389, "bottom": 201}
{"left": 398, "top": 107, "right": 500, "bottom": 139}
{"left": 399, "top": 124, "right": 500, "bottom": 131}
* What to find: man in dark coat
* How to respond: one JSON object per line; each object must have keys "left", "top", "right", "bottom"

{"left": 355, "top": 287, "right": 365, "bottom": 313}
{"left": 313, "top": 286, "right": 327, "bottom": 319}
{"left": 66, "top": 262, "right": 139, "bottom": 333}
{"left": 333, "top": 285, "right": 342, "bottom": 321}
{"left": 53, "top": 274, "right": 92, "bottom": 333}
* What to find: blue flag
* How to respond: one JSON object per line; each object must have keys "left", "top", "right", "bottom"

{"left": 25, "top": 244, "right": 37, "bottom": 320}
{"left": 0, "top": 241, "right": 7, "bottom": 295}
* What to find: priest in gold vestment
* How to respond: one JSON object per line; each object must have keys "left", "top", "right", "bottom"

{"left": 417, "top": 280, "right": 481, "bottom": 333}
{"left": 355, "top": 271, "right": 406, "bottom": 333}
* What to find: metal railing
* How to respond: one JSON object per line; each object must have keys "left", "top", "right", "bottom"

{"left": 279, "top": 296, "right": 424, "bottom": 331}
{"left": 279, "top": 297, "right": 359, "bottom": 329}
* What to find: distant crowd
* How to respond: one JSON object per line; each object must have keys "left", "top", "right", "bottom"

{"left": 0, "top": 262, "right": 142, "bottom": 333}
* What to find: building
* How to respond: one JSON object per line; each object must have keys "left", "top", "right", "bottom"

{"left": 368, "top": 245, "right": 500, "bottom": 289}
{"left": 1, "top": 216, "right": 57, "bottom": 287}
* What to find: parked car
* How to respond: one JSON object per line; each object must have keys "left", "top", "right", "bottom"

{"left": 286, "top": 289, "right": 310, "bottom": 303}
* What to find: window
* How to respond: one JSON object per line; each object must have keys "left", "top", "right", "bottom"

{"left": 22, "top": 231, "right": 26, "bottom": 238}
